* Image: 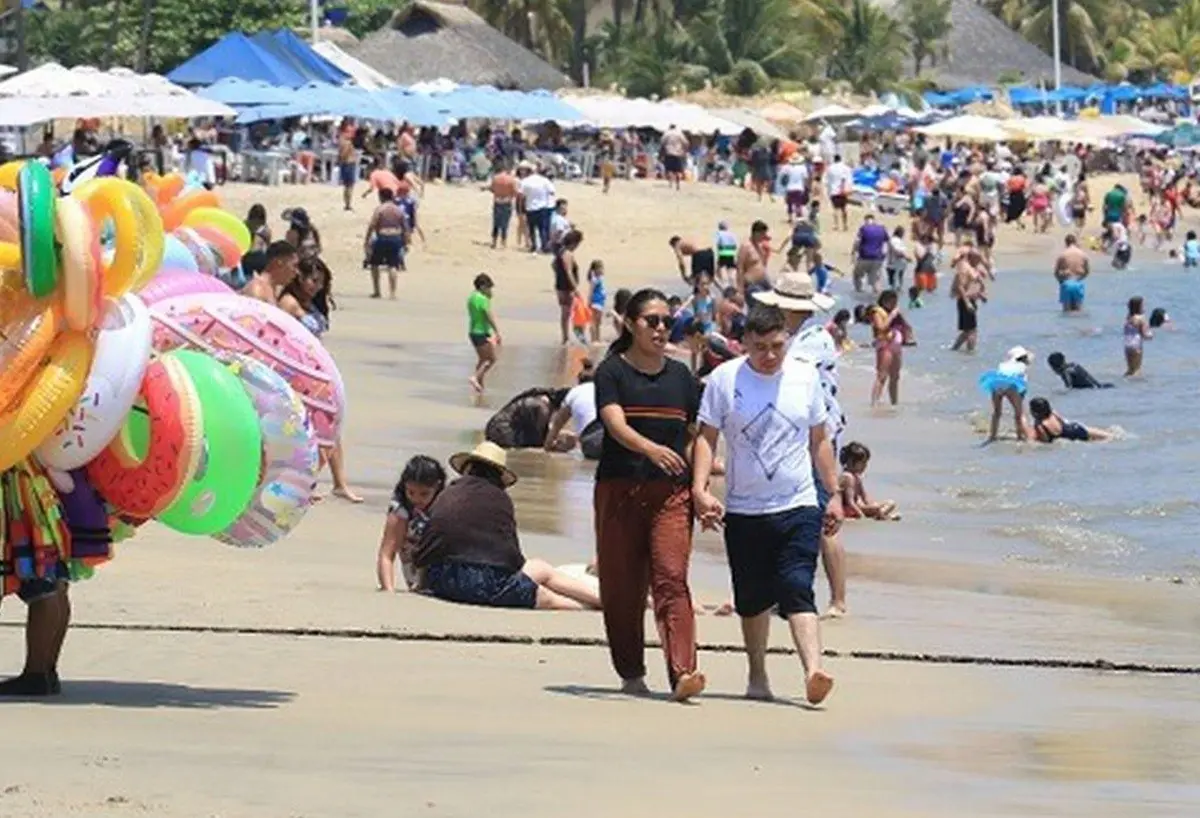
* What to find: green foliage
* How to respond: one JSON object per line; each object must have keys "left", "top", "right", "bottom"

{"left": 336, "top": 0, "right": 399, "bottom": 40}
{"left": 720, "top": 59, "right": 770, "bottom": 94}
{"left": 823, "top": 0, "right": 909, "bottom": 93}
{"left": 898, "top": 0, "right": 952, "bottom": 74}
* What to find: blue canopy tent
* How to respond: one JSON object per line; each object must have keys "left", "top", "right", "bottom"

{"left": 234, "top": 85, "right": 453, "bottom": 126}
{"left": 1142, "top": 82, "right": 1187, "bottom": 100}
{"left": 198, "top": 77, "right": 295, "bottom": 106}
{"left": 250, "top": 30, "right": 351, "bottom": 86}
{"left": 372, "top": 88, "right": 454, "bottom": 126}
{"left": 168, "top": 32, "right": 314, "bottom": 87}
{"left": 851, "top": 111, "right": 913, "bottom": 131}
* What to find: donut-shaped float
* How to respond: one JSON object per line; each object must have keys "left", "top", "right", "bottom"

{"left": 214, "top": 354, "right": 318, "bottom": 548}
{"left": 56, "top": 196, "right": 100, "bottom": 332}
{"left": 161, "top": 189, "right": 220, "bottom": 232}
{"left": 183, "top": 207, "right": 251, "bottom": 266}
{"left": 74, "top": 177, "right": 139, "bottom": 297}
{"left": 138, "top": 268, "right": 232, "bottom": 306}
{"left": 150, "top": 293, "right": 346, "bottom": 446}
{"left": 86, "top": 353, "right": 203, "bottom": 518}
{"left": 0, "top": 307, "right": 58, "bottom": 414}
{"left": 0, "top": 331, "right": 93, "bottom": 471}
{"left": 173, "top": 227, "right": 222, "bottom": 277}
{"left": 36, "top": 295, "right": 153, "bottom": 471}
{"left": 18, "top": 161, "right": 57, "bottom": 298}
{"left": 160, "top": 234, "right": 201, "bottom": 274}
{"left": 155, "top": 349, "right": 262, "bottom": 536}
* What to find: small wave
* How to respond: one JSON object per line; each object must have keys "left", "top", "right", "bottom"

{"left": 1127, "top": 498, "right": 1200, "bottom": 518}
{"left": 991, "top": 522, "right": 1138, "bottom": 559}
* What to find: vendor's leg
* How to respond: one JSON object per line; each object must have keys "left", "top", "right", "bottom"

{"left": 370, "top": 265, "right": 382, "bottom": 298}
{"left": 329, "top": 439, "right": 364, "bottom": 503}
{"left": 0, "top": 583, "right": 69, "bottom": 697}
{"left": 521, "top": 558, "right": 600, "bottom": 609}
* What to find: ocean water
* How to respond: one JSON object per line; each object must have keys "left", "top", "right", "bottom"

{"left": 876, "top": 255, "right": 1200, "bottom": 582}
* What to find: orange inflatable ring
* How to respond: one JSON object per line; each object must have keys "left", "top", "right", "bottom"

{"left": 0, "top": 307, "right": 58, "bottom": 414}
{"left": 87, "top": 353, "right": 203, "bottom": 518}
{"left": 160, "top": 189, "right": 220, "bottom": 232}
{"left": 56, "top": 196, "right": 100, "bottom": 332}
{"left": 0, "top": 331, "right": 93, "bottom": 471}
{"left": 151, "top": 173, "right": 186, "bottom": 209}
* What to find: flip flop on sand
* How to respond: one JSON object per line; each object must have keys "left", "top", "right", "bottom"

{"left": 671, "top": 671, "right": 706, "bottom": 703}
{"left": 806, "top": 670, "right": 834, "bottom": 705}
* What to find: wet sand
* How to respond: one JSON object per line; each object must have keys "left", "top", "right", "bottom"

{"left": 1, "top": 174, "right": 1197, "bottom": 815}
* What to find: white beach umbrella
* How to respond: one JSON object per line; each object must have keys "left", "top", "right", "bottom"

{"left": 803, "top": 103, "right": 859, "bottom": 122}
{"left": 915, "top": 114, "right": 1009, "bottom": 142}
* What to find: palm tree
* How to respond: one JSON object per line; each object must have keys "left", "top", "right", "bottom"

{"left": 137, "top": 0, "right": 155, "bottom": 71}
{"left": 685, "top": 0, "right": 825, "bottom": 83}
{"left": 822, "top": 0, "right": 909, "bottom": 94}
{"left": 1017, "top": 0, "right": 1106, "bottom": 72}
{"left": 899, "top": 0, "right": 952, "bottom": 74}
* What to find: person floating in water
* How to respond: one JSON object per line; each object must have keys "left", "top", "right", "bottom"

{"left": 1047, "top": 352, "right": 1112, "bottom": 389}
{"left": 1029, "top": 398, "right": 1113, "bottom": 443}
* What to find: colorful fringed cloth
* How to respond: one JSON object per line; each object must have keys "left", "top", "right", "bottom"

{"left": 0, "top": 460, "right": 71, "bottom": 597}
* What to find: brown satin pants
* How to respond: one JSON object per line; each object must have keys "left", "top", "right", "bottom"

{"left": 594, "top": 478, "right": 697, "bottom": 688}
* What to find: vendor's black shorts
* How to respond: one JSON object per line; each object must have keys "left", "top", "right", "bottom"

{"left": 690, "top": 248, "right": 716, "bottom": 281}
{"left": 370, "top": 235, "right": 405, "bottom": 269}
{"left": 723, "top": 505, "right": 822, "bottom": 617}
{"left": 664, "top": 155, "right": 685, "bottom": 175}
{"left": 956, "top": 298, "right": 978, "bottom": 333}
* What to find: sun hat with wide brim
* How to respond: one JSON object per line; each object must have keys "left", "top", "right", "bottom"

{"left": 1005, "top": 345, "right": 1034, "bottom": 363}
{"left": 449, "top": 441, "right": 518, "bottom": 487}
{"left": 751, "top": 271, "right": 836, "bottom": 313}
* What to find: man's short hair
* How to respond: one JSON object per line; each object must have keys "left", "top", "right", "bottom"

{"left": 744, "top": 305, "right": 786, "bottom": 337}
{"left": 265, "top": 240, "right": 297, "bottom": 265}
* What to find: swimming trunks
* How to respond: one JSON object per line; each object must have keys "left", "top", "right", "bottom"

{"left": 1059, "top": 279, "right": 1085, "bottom": 309}
{"left": 956, "top": 298, "right": 977, "bottom": 333}
{"left": 690, "top": 248, "right": 716, "bottom": 281}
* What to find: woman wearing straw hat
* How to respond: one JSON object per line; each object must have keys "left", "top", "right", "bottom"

{"left": 413, "top": 443, "right": 601, "bottom": 611}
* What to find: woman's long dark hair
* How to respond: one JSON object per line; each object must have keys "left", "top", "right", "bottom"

{"left": 607, "top": 287, "right": 668, "bottom": 356}
{"left": 393, "top": 455, "right": 447, "bottom": 515}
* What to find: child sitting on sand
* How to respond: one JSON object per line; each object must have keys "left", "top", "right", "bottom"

{"left": 838, "top": 442, "right": 900, "bottom": 521}
{"left": 376, "top": 455, "right": 447, "bottom": 592}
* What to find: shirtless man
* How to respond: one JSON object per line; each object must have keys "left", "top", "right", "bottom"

{"left": 490, "top": 164, "right": 519, "bottom": 249}
{"left": 1054, "top": 233, "right": 1090, "bottom": 313}
{"left": 950, "top": 241, "right": 987, "bottom": 353}
{"left": 243, "top": 241, "right": 299, "bottom": 304}
{"left": 365, "top": 188, "right": 411, "bottom": 299}
{"left": 736, "top": 220, "right": 771, "bottom": 303}
{"left": 337, "top": 128, "right": 357, "bottom": 212}
{"left": 669, "top": 235, "right": 716, "bottom": 287}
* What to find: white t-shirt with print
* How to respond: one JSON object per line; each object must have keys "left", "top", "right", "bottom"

{"left": 697, "top": 357, "right": 827, "bottom": 515}
{"left": 562, "top": 382, "right": 597, "bottom": 433}
{"left": 788, "top": 322, "right": 844, "bottom": 447}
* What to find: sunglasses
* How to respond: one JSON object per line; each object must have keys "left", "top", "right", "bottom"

{"left": 639, "top": 314, "right": 670, "bottom": 330}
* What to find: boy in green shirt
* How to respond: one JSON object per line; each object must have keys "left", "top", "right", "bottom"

{"left": 468, "top": 273, "right": 501, "bottom": 393}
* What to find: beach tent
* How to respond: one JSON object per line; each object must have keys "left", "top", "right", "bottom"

{"left": 167, "top": 32, "right": 315, "bottom": 87}
{"left": 250, "top": 30, "right": 350, "bottom": 86}
{"left": 757, "top": 102, "right": 806, "bottom": 124}
{"left": 708, "top": 108, "right": 788, "bottom": 139}
{"left": 312, "top": 41, "right": 395, "bottom": 90}
{"left": 914, "top": 114, "right": 1009, "bottom": 142}
{"left": 803, "top": 104, "right": 858, "bottom": 122}
{"left": 198, "top": 77, "right": 295, "bottom": 106}
{"left": 1000, "top": 116, "right": 1076, "bottom": 140}
{"left": 1154, "top": 123, "right": 1200, "bottom": 147}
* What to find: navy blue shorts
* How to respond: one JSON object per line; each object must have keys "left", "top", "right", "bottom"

{"left": 723, "top": 505, "right": 822, "bottom": 618}
{"left": 425, "top": 562, "right": 538, "bottom": 609}
{"left": 371, "top": 235, "right": 405, "bottom": 269}
{"left": 338, "top": 162, "right": 357, "bottom": 187}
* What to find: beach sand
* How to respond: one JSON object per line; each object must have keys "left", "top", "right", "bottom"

{"left": 1, "top": 174, "right": 1198, "bottom": 816}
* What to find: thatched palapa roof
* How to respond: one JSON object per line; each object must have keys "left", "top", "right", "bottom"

{"left": 882, "top": 0, "right": 1096, "bottom": 89}
{"left": 349, "top": 1, "right": 572, "bottom": 91}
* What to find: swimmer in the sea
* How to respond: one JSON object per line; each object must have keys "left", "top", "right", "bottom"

{"left": 1029, "top": 397, "right": 1113, "bottom": 443}
{"left": 1149, "top": 307, "right": 1171, "bottom": 330}
{"left": 1124, "top": 295, "right": 1152, "bottom": 377}
{"left": 1047, "top": 351, "right": 1113, "bottom": 389}
{"left": 1054, "top": 234, "right": 1089, "bottom": 313}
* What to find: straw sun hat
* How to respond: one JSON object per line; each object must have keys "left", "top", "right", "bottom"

{"left": 752, "top": 272, "right": 836, "bottom": 313}
{"left": 449, "top": 441, "right": 518, "bottom": 488}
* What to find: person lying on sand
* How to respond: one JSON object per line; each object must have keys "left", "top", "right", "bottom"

{"left": 1029, "top": 398, "right": 1113, "bottom": 444}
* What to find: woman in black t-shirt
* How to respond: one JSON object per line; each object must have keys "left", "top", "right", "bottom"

{"left": 594, "top": 288, "right": 705, "bottom": 702}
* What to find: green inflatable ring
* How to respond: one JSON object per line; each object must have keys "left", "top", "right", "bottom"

{"left": 17, "top": 162, "right": 57, "bottom": 298}
{"left": 156, "top": 349, "right": 263, "bottom": 535}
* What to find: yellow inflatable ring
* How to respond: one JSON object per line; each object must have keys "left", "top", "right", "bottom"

{"left": 0, "top": 330, "right": 93, "bottom": 471}
{"left": 0, "top": 241, "right": 19, "bottom": 270}
{"left": 0, "top": 307, "right": 58, "bottom": 414}
{"left": 0, "top": 159, "right": 23, "bottom": 191}
{"left": 183, "top": 207, "right": 252, "bottom": 255}
{"left": 122, "top": 179, "right": 165, "bottom": 290}
{"left": 74, "top": 178, "right": 139, "bottom": 298}
{"left": 0, "top": 266, "right": 45, "bottom": 329}
{"left": 57, "top": 196, "right": 99, "bottom": 332}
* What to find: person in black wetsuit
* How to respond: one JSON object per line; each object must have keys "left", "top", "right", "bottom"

{"left": 1047, "top": 352, "right": 1113, "bottom": 389}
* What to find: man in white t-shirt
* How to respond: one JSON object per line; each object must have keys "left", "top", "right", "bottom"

{"left": 756, "top": 272, "right": 847, "bottom": 618}
{"left": 824, "top": 154, "right": 853, "bottom": 232}
{"left": 518, "top": 163, "right": 556, "bottom": 254}
{"left": 692, "top": 304, "right": 842, "bottom": 706}
{"left": 543, "top": 377, "right": 601, "bottom": 460}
